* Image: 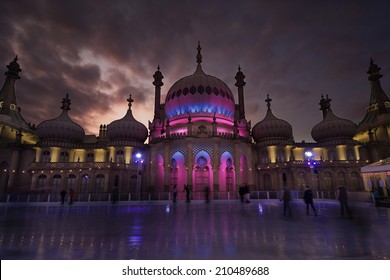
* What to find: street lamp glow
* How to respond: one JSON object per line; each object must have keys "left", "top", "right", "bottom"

{"left": 305, "top": 151, "right": 313, "bottom": 157}
{"left": 136, "top": 153, "right": 142, "bottom": 159}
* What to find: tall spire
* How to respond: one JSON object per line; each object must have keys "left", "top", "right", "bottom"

{"left": 1, "top": 56, "right": 22, "bottom": 115}
{"left": 152, "top": 65, "right": 163, "bottom": 120}
{"left": 235, "top": 65, "right": 246, "bottom": 119}
{"left": 367, "top": 58, "right": 383, "bottom": 81}
{"left": 5, "top": 56, "right": 22, "bottom": 80}
{"left": 357, "top": 59, "right": 390, "bottom": 132}
{"left": 196, "top": 41, "right": 202, "bottom": 65}
{"left": 194, "top": 41, "right": 204, "bottom": 74}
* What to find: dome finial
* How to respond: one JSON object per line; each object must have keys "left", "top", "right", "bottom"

{"left": 61, "top": 94, "right": 71, "bottom": 111}
{"left": 153, "top": 65, "right": 164, "bottom": 87}
{"left": 127, "top": 94, "right": 134, "bottom": 109}
{"left": 5, "top": 55, "right": 22, "bottom": 79}
{"left": 265, "top": 94, "right": 272, "bottom": 110}
{"left": 196, "top": 41, "right": 202, "bottom": 65}
{"left": 367, "top": 58, "right": 383, "bottom": 81}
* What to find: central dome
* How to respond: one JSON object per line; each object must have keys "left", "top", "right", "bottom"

{"left": 164, "top": 44, "right": 235, "bottom": 124}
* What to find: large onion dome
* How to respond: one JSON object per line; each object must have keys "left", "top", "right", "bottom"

{"left": 164, "top": 43, "right": 235, "bottom": 124}
{"left": 36, "top": 94, "right": 85, "bottom": 143}
{"left": 107, "top": 95, "right": 148, "bottom": 143}
{"left": 311, "top": 110, "right": 356, "bottom": 143}
{"left": 252, "top": 95, "right": 294, "bottom": 145}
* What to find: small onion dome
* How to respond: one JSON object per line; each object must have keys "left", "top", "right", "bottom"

{"left": 107, "top": 95, "right": 148, "bottom": 142}
{"left": 252, "top": 95, "right": 293, "bottom": 145}
{"left": 36, "top": 94, "right": 85, "bottom": 143}
{"left": 311, "top": 110, "right": 356, "bottom": 143}
{"left": 164, "top": 43, "right": 235, "bottom": 124}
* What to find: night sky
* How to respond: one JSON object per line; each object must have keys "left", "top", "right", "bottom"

{"left": 1, "top": 0, "right": 389, "bottom": 142}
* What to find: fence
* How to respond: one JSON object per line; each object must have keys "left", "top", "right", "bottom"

{"left": 0, "top": 190, "right": 372, "bottom": 204}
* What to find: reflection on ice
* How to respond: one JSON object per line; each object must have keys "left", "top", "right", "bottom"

{"left": 0, "top": 201, "right": 389, "bottom": 260}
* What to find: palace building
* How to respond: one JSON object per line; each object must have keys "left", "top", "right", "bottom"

{"left": 1, "top": 45, "right": 389, "bottom": 198}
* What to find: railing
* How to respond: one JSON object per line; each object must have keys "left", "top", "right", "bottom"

{"left": 0, "top": 190, "right": 372, "bottom": 204}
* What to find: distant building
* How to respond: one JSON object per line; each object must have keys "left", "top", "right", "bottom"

{"left": 1, "top": 45, "right": 389, "bottom": 197}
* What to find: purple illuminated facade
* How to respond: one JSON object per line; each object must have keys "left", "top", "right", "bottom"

{"left": 148, "top": 43, "right": 252, "bottom": 197}
{"left": 1, "top": 47, "right": 390, "bottom": 198}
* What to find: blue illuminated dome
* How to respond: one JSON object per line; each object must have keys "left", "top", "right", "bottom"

{"left": 164, "top": 45, "right": 235, "bottom": 124}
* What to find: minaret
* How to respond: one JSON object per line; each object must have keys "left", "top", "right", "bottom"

{"left": 0, "top": 56, "right": 22, "bottom": 114}
{"left": 152, "top": 65, "right": 164, "bottom": 120}
{"left": 367, "top": 59, "right": 389, "bottom": 114}
{"left": 235, "top": 65, "right": 246, "bottom": 120}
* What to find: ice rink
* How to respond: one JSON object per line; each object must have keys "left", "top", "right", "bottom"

{"left": 1, "top": 199, "right": 389, "bottom": 260}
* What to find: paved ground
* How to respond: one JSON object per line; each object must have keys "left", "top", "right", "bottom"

{"left": 0, "top": 199, "right": 389, "bottom": 260}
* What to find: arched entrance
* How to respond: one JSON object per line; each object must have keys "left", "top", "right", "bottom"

{"left": 194, "top": 156, "right": 210, "bottom": 192}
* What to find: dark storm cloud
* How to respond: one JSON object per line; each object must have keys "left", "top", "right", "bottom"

{"left": 0, "top": 0, "right": 389, "bottom": 140}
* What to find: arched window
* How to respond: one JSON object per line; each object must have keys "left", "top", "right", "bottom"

{"left": 226, "top": 158, "right": 234, "bottom": 191}
{"left": 116, "top": 150, "right": 125, "bottom": 163}
{"left": 328, "top": 150, "right": 337, "bottom": 161}
{"left": 67, "top": 174, "right": 76, "bottom": 189}
{"left": 41, "top": 150, "right": 50, "bottom": 163}
{"left": 38, "top": 174, "right": 47, "bottom": 189}
{"left": 95, "top": 174, "right": 105, "bottom": 192}
{"left": 276, "top": 149, "right": 285, "bottom": 162}
{"left": 170, "top": 159, "right": 178, "bottom": 189}
{"left": 81, "top": 174, "right": 90, "bottom": 193}
{"left": 346, "top": 149, "right": 355, "bottom": 160}
{"left": 350, "top": 172, "right": 361, "bottom": 191}
{"left": 263, "top": 173, "right": 271, "bottom": 190}
{"left": 296, "top": 172, "right": 305, "bottom": 190}
{"left": 52, "top": 174, "right": 62, "bottom": 193}
{"left": 323, "top": 172, "right": 333, "bottom": 190}
{"left": 86, "top": 152, "right": 94, "bottom": 163}
{"left": 337, "top": 172, "right": 346, "bottom": 186}
{"left": 59, "top": 151, "right": 69, "bottom": 162}
{"left": 261, "top": 150, "right": 269, "bottom": 164}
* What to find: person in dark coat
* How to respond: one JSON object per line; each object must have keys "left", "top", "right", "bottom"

{"left": 172, "top": 185, "right": 178, "bottom": 203}
{"left": 183, "top": 184, "right": 190, "bottom": 203}
{"left": 112, "top": 187, "right": 119, "bottom": 204}
{"left": 303, "top": 186, "right": 317, "bottom": 216}
{"left": 336, "top": 185, "right": 352, "bottom": 218}
{"left": 60, "top": 189, "right": 67, "bottom": 204}
{"left": 282, "top": 187, "right": 292, "bottom": 216}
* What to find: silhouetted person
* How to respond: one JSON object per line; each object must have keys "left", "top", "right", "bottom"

{"left": 337, "top": 185, "right": 352, "bottom": 218}
{"left": 183, "top": 184, "right": 190, "bottom": 203}
{"left": 60, "top": 189, "right": 67, "bottom": 205}
{"left": 204, "top": 186, "right": 210, "bottom": 203}
{"left": 282, "top": 187, "right": 292, "bottom": 216}
{"left": 239, "top": 186, "right": 245, "bottom": 202}
{"left": 303, "top": 186, "right": 317, "bottom": 216}
{"left": 69, "top": 188, "right": 75, "bottom": 204}
{"left": 244, "top": 184, "right": 250, "bottom": 203}
{"left": 112, "top": 187, "right": 119, "bottom": 204}
{"left": 173, "top": 185, "right": 178, "bottom": 203}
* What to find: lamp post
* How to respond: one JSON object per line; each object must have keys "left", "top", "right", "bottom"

{"left": 305, "top": 151, "right": 319, "bottom": 192}
{"left": 135, "top": 153, "right": 143, "bottom": 200}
